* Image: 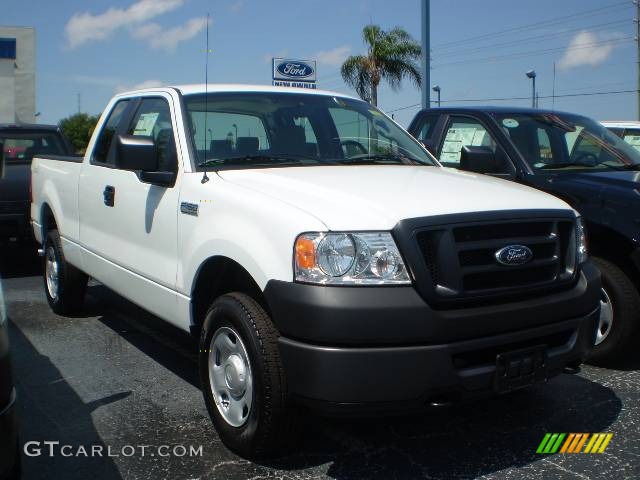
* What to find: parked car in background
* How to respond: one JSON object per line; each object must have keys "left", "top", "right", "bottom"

{"left": 31, "top": 86, "right": 600, "bottom": 457}
{"left": 0, "top": 280, "right": 19, "bottom": 480}
{"left": 409, "top": 107, "right": 640, "bottom": 365}
{"left": 0, "top": 124, "right": 74, "bottom": 243}
{"left": 601, "top": 121, "right": 640, "bottom": 152}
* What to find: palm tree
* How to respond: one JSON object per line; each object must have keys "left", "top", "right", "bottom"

{"left": 341, "top": 25, "right": 422, "bottom": 107}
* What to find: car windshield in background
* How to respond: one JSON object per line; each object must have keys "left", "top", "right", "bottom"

{"left": 0, "top": 131, "right": 67, "bottom": 163}
{"left": 493, "top": 113, "right": 640, "bottom": 172}
{"left": 183, "top": 92, "right": 435, "bottom": 170}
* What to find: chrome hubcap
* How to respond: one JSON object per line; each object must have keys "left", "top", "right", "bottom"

{"left": 596, "top": 287, "right": 614, "bottom": 346}
{"left": 45, "top": 246, "right": 60, "bottom": 301}
{"left": 208, "top": 326, "right": 253, "bottom": 427}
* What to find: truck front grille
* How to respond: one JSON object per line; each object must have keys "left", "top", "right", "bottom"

{"left": 394, "top": 211, "right": 579, "bottom": 306}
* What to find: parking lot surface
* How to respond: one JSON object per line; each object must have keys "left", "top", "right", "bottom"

{"left": 1, "top": 243, "right": 638, "bottom": 480}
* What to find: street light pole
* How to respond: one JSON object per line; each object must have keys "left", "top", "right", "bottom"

{"left": 421, "top": 0, "right": 431, "bottom": 109}
{"left": 432, "top": 85, "right": 441, "bottom": 107}
{"left": 526, "top": 70, "right": 536, "bottom": 108}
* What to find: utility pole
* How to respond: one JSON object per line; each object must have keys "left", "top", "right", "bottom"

{"left": 421, "top": 0, "right": 430, "bottom": 109}
{"left": 77, "top": 93, "right": 81, "bottom": 114}
{"left": 636, "top": 0, "right": 640, "bottom": 120}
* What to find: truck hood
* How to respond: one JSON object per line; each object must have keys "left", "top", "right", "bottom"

{"left": 218, "top": 166, "right": 572, "bottom": 230}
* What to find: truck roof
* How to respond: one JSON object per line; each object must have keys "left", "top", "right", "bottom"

{"left": 418, "top": 106, "right": 582, "bottom": 117}
{"left": 116, "top": 83, "right": 359, "bottom": 101}
{"left": 0, "top": 123, "right": 60, "bottom": 131}
{"left": 600, "top": 120, "right": 640, "bottom": 128}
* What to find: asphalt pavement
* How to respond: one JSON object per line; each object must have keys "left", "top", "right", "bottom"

{"left": 1, "top": 242, "right": 638, "bottom": 480}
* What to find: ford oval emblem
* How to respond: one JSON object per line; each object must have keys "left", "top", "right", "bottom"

{"left": 276, "top": 61, "right": 314, "bottom": 79}
{"left": 495, "top": 245, "right": 533, "bottom": 266}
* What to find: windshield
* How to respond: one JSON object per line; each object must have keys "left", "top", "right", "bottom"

{"left": 0, "top": 131, "right": 67, "bottom": 163}
{"left": 183, "top": 92, "right": 435, "bottom": 170}
{"left": 492, "top": 112, "right": 640, "bottom": 172}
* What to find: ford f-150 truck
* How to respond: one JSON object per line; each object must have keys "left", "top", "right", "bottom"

{"left": 0, "top": 123, "right": 74, "bottom": 243}
{"left": 408, "top": 107, "right": 640, "bottom": 365}
{"left": 31, "top": 85, "right": 600, "bottom": 458}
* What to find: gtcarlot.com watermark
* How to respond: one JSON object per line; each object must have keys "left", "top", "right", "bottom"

{"left": 24, "top": 441, "right": 203, "bottom": 458}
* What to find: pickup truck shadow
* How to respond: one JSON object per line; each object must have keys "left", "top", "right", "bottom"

{"left": 8, "top": 320, "right": 125, "bottom": 480}
{"left": 88, "top": 284, "right": 623, "bottom": 479}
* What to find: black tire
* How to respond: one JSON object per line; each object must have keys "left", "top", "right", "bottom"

{"left": 588, "top": 257, "right": 640, "bottom": 366}
{"left": 43, "top": 229, "right": 88, "bottom": 315}
{"left": 199, "top": 292, "right": 289, "bottom": 458}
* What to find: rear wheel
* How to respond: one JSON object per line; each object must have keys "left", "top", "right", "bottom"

{"left": 199, "top": 293, "right": 289, "bottom": 458}
{"left": 43, "top": 229, "right": 88, "bottom": 315}
{"left": 588, "top": 257, "right": 640, "bottom": 365}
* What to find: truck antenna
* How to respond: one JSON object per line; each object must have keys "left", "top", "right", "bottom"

{"left": 201, "top": 12, "right": 211, "bottom": 184}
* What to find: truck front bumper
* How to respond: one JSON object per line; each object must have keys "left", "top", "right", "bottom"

{"left": 264, "top": 262, "right": 601, "bottom": 413}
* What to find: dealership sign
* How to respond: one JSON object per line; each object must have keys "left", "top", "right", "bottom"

{"left": 272, "top": 58, "right": 317, "bottom": 89}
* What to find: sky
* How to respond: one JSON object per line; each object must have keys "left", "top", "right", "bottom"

{"left": 2, "top": 0, "right": 637, "bottom": 127}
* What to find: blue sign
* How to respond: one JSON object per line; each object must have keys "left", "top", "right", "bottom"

{"left": 272, "top": 58, "right": 317, "bottom": 83}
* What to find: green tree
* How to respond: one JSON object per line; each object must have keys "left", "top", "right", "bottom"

{"left": 59, "top": 113, "right": 100, "bottom": 154}
{"left": 341, "top": 25, "right": 421, "bottom": 107}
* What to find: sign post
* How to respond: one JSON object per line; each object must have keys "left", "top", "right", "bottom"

{"left": 272, "top": 58, "right": 317, "bottom": 89}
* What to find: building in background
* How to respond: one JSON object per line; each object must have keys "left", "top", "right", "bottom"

{"left": 0, "top": 26, "right": 35, "bottom": 124}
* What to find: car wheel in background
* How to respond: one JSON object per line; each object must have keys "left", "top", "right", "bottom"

{"left": 588, "top": 257, "right": 640, "bottom": 366}
{"left": 43, "top": 229, "right": 88, "bottom": 315}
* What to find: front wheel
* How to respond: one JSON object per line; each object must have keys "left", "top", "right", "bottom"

{"left": 588, "top": 257, "right": 640, "bottom": 366}
{"left": 199, "top": 293, "right": 289, "bottom": 458}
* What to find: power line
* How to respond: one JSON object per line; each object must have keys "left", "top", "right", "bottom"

{"left": 384, "top": 89, "right": 637, "bottom": 113}
{"left": 432, "top": 37, "right": 633, "bottom": 69}
{"left": 432, "top": 1, "right": 629, "bottom": 50}
{"left": 431, "top": 19, "right": 628, "bottom": 58}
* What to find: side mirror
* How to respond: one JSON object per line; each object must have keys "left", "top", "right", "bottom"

{"left": 116, "top": 134, "right": 158, "bottom": 172}
{"left": 459, "top": 145, "right": 499, "bottom": 174}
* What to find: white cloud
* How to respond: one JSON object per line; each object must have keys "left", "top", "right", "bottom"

{"left": 131, "top": 16, "right": 209, "bottom": 52}
{"left": 229, "top": 0, "right": 245, "bottom": 13}
{"left": 65, "top": 0, "right": 184, "bottom": 48}
{"left": 557, "top": 31, "right": 614, "bottom": 71}
{"left": 115, "top": 79, "right": 165, "bottom": 93}
{"left": 313, "top": 45, "right": 351, "bottom": 66}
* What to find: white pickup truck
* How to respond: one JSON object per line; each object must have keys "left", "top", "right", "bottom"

{"left": 31, "top": 85, "right": 601, "bottom": 458}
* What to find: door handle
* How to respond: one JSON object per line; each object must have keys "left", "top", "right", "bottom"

{"left": 103, "top": 185, "right": 115, "bottom": 207}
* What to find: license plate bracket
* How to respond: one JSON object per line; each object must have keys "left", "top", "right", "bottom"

{"left": 494, "top": 345, "right": 547, "bottom": 393}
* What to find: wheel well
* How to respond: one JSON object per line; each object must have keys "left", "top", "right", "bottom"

{"left": 190, "top": 257, "right": 268, "bottom": 336}
{"left": 587, "top": 223, "right": 640, "bottom": 284}
{"left": 41, "top": 204, "right": 57, "bottom": 235}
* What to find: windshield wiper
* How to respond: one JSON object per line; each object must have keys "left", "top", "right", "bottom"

{"left": 539, "top": 161, "right": 640, "bottom": 171}
{"left": 198, "top": 154, "right": 319, "bottom": 168}
{"left": 336, "top": 153, "right": 425, "bottom": 165}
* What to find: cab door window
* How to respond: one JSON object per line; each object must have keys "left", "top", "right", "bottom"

{"left": 92, "top": 100, "right": 130, "bottom": 165}
{"left": 440, "top": 116, "right": 496, "bottom": 166}
{"left": 127, "top": 98, "right": 177, "bottom": 172}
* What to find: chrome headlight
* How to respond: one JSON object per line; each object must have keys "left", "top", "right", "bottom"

{"left": 576, "top": 216, "right": 588, "bottom": 264}
{"left": 294, "top": 232, "right": 411, "bottom": 285}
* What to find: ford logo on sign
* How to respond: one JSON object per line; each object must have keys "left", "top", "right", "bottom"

{"left": 495, "top": 245, "right": 533, "bottom": 266}
{"left": 276, "top": 61, "right": 314, "bottom": 79}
